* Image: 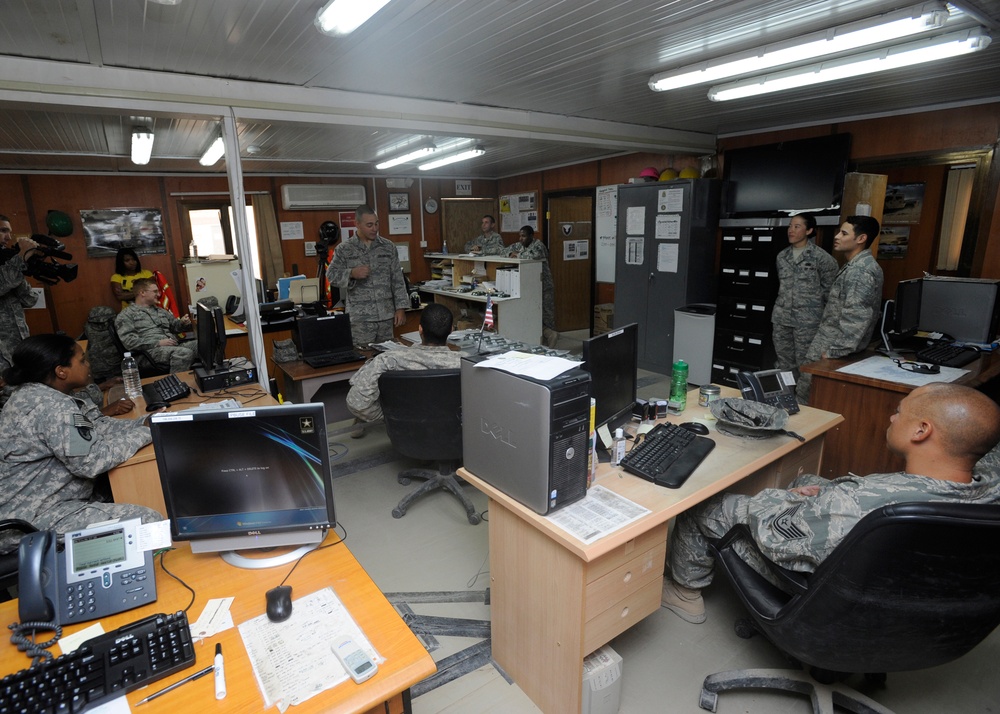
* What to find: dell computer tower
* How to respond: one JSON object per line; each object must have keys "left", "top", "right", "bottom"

{"left": 461, "top": 356, "right": 591, "bottom": 515}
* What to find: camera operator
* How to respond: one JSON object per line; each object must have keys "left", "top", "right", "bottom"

{"left": 0, "top": 215, "right": 38, "bottom": 381}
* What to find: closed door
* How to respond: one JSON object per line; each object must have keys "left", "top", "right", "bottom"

{"left": 547, "top": 196, "right": 593, "bottom": 331}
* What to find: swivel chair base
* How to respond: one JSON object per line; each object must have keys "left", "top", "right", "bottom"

{"left": 699, "top": 667, "right": 893, "bottom": 714}
{"left": 393, "top": 466, "right": 481, "bottom": 525}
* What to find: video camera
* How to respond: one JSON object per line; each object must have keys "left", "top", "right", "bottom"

{"left": 20, "top": 234, "right": 78, "bottom": 284}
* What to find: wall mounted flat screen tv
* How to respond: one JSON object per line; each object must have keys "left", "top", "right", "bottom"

{"left": 723, "top": 133, "right": 851, "bottom": 217}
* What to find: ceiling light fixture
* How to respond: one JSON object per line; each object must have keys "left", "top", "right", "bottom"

{"left": 315, "top": 0, "right": 392, "bottom": 36}
{"left": 199, "top": 136, "right": 225, "bottom": 166}
{"left": 418, "top": 145, "right": 485, "bottom": 171}
{"left": 130, "top": 127, "right": 154, "bottom": 165}
{"left": 375, "top": 142, "right": 437, "bottom": 170}
{"left": 649, "top": 2, "right": 952, "bottom": 92}
{"left": 709, "top": 28, "right": 990, "bottom": 101}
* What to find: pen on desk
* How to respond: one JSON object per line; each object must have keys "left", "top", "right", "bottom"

{"left": 214, "top": 643, "right": 227, "bottom": 700}
{"left": 135, "top": 665, "right": 214, "bottom": 706}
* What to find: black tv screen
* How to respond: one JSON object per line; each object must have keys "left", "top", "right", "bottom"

{"left": 723, "top": 134, "right": 851, "bottom": 216}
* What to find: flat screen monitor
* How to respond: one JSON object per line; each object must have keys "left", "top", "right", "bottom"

{"left": 723, "top": 133, "right": 851, "bottom": 216}
{"left": 892, "top": 279, "right": 922, "bottom": 337}
{"left": 150, "top": 403, "right": 336, "bottom": 569}
{"left": 580, "top": 323, "right": 638, "bottom": 435}
{"left": 196, "top": 300, "right": 227, "bottom": 371}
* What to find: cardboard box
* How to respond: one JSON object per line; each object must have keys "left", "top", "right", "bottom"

{"left": 594, "top": 304, "right": 614, "bottom": 335}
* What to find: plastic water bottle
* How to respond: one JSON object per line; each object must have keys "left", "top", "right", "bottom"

{"left": 669, "top": 360, "right": 689, "bottom": 413}
{"left": 121, "top": 352, "right": 142, "bottom": 400}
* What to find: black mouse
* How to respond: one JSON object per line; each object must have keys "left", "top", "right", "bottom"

{"left": 145, "top": 401, "right": 170, "bottom": 412}
{"left": 679, "top": 422, "right": 710, "bottom": 435}
{"left": 266, "top": 585, "right": 293, "bottom": 622}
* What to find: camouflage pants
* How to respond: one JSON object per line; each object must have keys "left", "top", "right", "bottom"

{"left": 0, "top": 500, "right": 162, "bottom": 555}
{"left": 147, "top": 343, "right": 198, "bottom": 373}
{"left": 349, "top": 318, "right": 394, "bottom": 348}
{"left": 772, "top": 323, "right": 817, "bottom": 372}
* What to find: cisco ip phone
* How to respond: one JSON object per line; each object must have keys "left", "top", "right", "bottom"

{"left": 736, "top": 368, "right": 800, "bottom": 414}
{"left": 17, "top": 518, "right": 156, "bottom": 625}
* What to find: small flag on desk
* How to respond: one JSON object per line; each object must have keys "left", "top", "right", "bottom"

{"left": 484, "top": 296, "right": 494, "bottom": 330}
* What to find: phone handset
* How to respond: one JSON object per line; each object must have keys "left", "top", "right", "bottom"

{"left": 17, "top": 530, "right": 58, "bottom": 623}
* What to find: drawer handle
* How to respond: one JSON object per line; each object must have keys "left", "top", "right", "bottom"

{"left": 623, "top": 571, "right": 632, "bottom": 584}
{"left": 620, "top": 606, "right": 629, "bottom": 619}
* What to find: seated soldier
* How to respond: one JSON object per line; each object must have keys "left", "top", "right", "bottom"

{"left": 114, "top": 278, "right": 196, "bottom": 373}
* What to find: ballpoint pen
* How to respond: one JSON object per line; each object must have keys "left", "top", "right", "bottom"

{"left": 135, "top": 664, "right": 215, "bottom": 706}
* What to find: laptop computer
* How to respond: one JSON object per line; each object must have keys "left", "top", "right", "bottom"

{"left": 295, "top": 313, "right": 365, "bottom": 368}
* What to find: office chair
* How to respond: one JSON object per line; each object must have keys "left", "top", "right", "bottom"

{"left": 0, "top": 519, "right": 38, "bottom": 602}
{"left": 107, "top": 320, "right": 170, "bottom": 377}
{"left": 699, "top": 501, "right": 1000, "bottom": 714}
{"left": 378, "top": 369, "right": 481, "bottom": 525}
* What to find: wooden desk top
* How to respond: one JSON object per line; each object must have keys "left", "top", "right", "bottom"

{"left": 275, "top": 355, "right": 370, "bottom": 382}
{"left": 801, "top": 348, "right": 1000, "bottom": 393}
{"left": 0, "top": 534, "right": 435, "bottom": 713}
{"left": 459, "top": 396, "right": 843, "bottom": 563}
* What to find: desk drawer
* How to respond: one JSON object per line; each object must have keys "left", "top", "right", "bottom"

{"left": 585, "top": 541, "right": 666, "bottom": 620}
{"left": 583, "top": 578, "right": 662, "bottom": 655}
{"left": 586, "top": 523, "right": 668, "bottom": 583}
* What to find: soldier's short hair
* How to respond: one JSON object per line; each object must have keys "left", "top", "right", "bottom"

{"left": 846, "top": 215, "right": 881, "bottom": 249}
{"left": 356, "top": 205, "right": 377, "bottom": 222}
{"left": 421, "top": 303, "right": 453, "bottom": 345}
{"left": 131, "top": 277, "right": 156, "bottom": 293}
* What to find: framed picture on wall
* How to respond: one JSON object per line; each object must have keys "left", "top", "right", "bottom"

{"left": 389, "top": 193, "right": 410, "bottom": 211}
{"left": 80, "top": 208, "right": 166, "bottom": 257}
{"left": 883, "top": 183, "right": 925, "bottom": 224}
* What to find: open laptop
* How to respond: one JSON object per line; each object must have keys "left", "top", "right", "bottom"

{"left": 295, "top": 313, "right": 365, "bottom": 368}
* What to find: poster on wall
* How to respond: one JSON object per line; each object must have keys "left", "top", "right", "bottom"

{"left": 81, "top": 208, "right": 165, "bottom": 257}
{"left": 499, "top": 192, "right": 538, "bottom": 233}
{"left": 877, "top": 226, "right": 910, "bottom": 260}
{"left": 883, "top": 183, "right": 925, "bottom": 224}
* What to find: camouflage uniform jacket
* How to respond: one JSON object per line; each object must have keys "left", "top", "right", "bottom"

{"left": 0, "top": 382, "right": 151, "bottom": 526}
{"left": 346, "top": 344, "right": 462, "bottom": 422}
{"left": 0, "top": 254, "right": 38, "bottom": 367}
{"left": 114, "top": 302, "right": 187, "bottom": 351}
{"left": 743, "top": 469, "right": 1000, "bottom": 574}
{"left": 509, "top": 239, "right": 556, "bottom": 329}
{"left": 464, "top": 231, "right": 505, "bottom": 255}
{"left": 771, "top": 242, "right": 838, "bottom": 328}
{"left": 326, "top": 235, "right": 408, "bottom": 323}
{"left": 807, "top": 248, "right": 883, "bottom": 359}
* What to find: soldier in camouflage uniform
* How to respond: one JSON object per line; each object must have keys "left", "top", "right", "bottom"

{"left": 771, "top": 213, "right": 838, "bottom": 371}
{"left": 114, "top": 278, "right": 196, "bottom": 373}
{"left": 346, "top": 303, "right": 461, "bottom": 422}
{"left": 327, "top": 205, "right": 408, "bottom": 347}
{"left": 464, "top": 215, "right": 505, "bottom": 255}
{"left": 660, "top": 382, "right": 1000, "bottom": 624}
{"left": 0, "top": 335, "right": 160, "bottom": 554}
{"left": 0, "top": 216, "right": 38, "bottom": 375}
{"left": 508, "top": 225, "right": 558, "bottom": 347}
{"left": 795, "top": 216, "right": 884, "bottom": 404}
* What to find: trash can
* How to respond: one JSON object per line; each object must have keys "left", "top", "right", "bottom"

{"left": 674, "top": 304, "right": 715, "bottom": 386}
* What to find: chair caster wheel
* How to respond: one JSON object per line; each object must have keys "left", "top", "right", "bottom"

{"left": 734, "top": 618, "right": 756, "bottom": 639}
{"left": 467, "top": 512, "right": 481, "bottom": 525}
{"left": 392, "top": 507, "right": 405, "bottom": 519}
{"left": 398, "top": 477, "right": 411, "bottom": 486}
{"left": 698, "top": 688, "right": 718, "bottom": 712}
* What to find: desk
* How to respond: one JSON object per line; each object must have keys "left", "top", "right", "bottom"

{"left": 107, "top": 372, "right": 278, "bottom": 516}
{"left": 459, "top": 398, "right": 843, "bottom": 714}
{"left": 801, "top": 349, "right": 1000, "bottom": 479}
{"left": 223, "top": 315, "right": 293, "bottom": 380}
{"left": 274, "top": 358, "right": 366, "bottom": 422}
{"left": 0, "top": 533, "right": 435, "bottom": 714}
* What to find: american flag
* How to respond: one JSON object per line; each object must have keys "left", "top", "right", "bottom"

{"left": 484, "top": 296, "right": 494, "bottom": 329}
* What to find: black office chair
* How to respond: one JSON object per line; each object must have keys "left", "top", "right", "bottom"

{"left": 700, "top": 501, "right": 1000, "bottom": 714}
{"left": 378, "top": 369, "right": 481, "bottom": 525}
{"left": 107, "top": 319, "right": 170, "bottom": 377}
{"left": 0, "top": 519, "right": 38, "bottom": 602}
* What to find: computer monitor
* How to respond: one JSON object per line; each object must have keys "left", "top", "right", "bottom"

{"left": 150, "top": 403, "right": 336, "bottom": 569}
{"left": 892, "top": 279, "right": 922, "bottom": 337}
{"left": 580, "top": 323, "right": 639, "bottom": 435}
{"left": 196, "top": 300, "right": 227, "bottom": 371}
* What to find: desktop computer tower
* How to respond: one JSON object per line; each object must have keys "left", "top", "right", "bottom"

{"left": 920, "top": 277, "right": 1000, "bottom": 344}
{"left": 461, "top": 356, "right": 591, "bottom": 515}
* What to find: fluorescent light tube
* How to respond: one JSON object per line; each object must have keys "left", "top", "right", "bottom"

{"left": 418, "top": 146, "right": 485, "bottom": 171}
{"left": 130, "top": 128, "right": 154, "bottom": 165}
{"left": 199, "top": 137, "right": 225, "bottom": 166}
{"left": 376, "top": 145, "right": 437, "bottom": 170}
{"left": 649, "top": 2, "right": 951, "bottom": 92}
{"left": 708, "top": 28, "right": 990, "bottom": 101}
{"left": 315, "top": 0, "right": 392, "bottom": 36}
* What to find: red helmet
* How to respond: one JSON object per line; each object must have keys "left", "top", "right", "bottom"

{"left": 639, "top": 166, "right": 660, "bottom": 179}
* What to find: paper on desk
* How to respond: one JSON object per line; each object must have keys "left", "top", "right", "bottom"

{"left": 546, "top": 486, "right": 650, "bottom": 545}
{"left": 836, "top": 355, "right": 967, "bottom": 386}
{"left": 190, "top": 597, "right": 235, "bottom": 640}
{"left": 475, "top": 350, "right": 579, "bottom": 381}
{"left": 238, "top": 587, "right": 383, "bottom": 713}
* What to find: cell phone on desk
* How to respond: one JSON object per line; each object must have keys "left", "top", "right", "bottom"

{"left": 331, "top": 635, "right": 378, "bottom": 684}
{"left": 736, "top": 368, "right": 800, "bottom": 414}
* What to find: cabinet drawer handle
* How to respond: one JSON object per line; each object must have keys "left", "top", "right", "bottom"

{"left": 622, "top": 571, "right": 632, "bottom": 584}
{"left": 620, "top": 606, "right": 630, "bottom": 619}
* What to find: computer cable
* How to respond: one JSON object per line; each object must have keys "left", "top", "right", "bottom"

{"left": 157, "top": 549, "right": 197, "bottom": 614}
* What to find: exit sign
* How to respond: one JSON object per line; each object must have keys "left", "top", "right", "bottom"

{"left": 455, "top": 180, "right": 472, "bottom": 196}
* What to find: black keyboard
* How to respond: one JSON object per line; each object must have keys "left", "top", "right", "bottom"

{"left": 0, "top": 611, "right": 195, "bottom": 714}
{"left": 141, "top": 374, "right": 191, "bottom": 404}
{"left": 304, "top": 350, "right": 364, "bottom": 368}
{"left": 620, "top": 423, "right": 716, "bottom": 488}
{"left": 914, "top": 343, "right": 980, "bottom": 368}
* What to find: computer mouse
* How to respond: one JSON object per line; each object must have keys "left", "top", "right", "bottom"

{"left": 145, "top": 401, "right": 170, "bottom": 412}
{"left": 679, "top": 422, "right": 710, "bottom": 435}
{"left": 266, "top": 585, "right": 293, "bottom": 622}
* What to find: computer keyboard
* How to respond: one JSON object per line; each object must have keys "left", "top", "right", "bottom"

{"left": 141, "top": 374, "right": 191, "bottom": 404}
{"left": 304, "top": 350, "right": 365, "bottom": 368}
{"left": 0, "top": 611, "right": 195, "bottom": 714}
{"left": 914, "top": 343, "right": 980, "bottom": 368}
{"left": 620, "top": 422, "right": 716, "bottom": 489}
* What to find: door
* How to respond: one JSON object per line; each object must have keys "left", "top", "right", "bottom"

{"left": 547, "top": 195, "right": 593, "bottom": 331}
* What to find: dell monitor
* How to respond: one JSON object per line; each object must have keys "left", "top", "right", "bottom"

{"left": 150, "top": 402, "right": 336, "bottom": 569}
{"left": 581, "top": 323, "right": 639, "bottom": 437}
{"left": 196, "top": 300, "right": 228, "bottom": 371}
{"left": 892, "top": 278, "right": 922, "bottom": 338}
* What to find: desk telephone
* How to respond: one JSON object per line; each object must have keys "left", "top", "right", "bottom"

{"left": 17, "top": 518, "right": 156, "bottom": 625}
{"left": 736, "top": 368, "right": 800, "bottom": 414}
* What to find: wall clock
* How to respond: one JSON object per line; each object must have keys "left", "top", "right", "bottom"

{"left": 424, "top": 198, "right": 439, "bottom": 214}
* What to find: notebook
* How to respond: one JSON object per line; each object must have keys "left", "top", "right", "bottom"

{"left": 295, "top": 313, "right": 364, "bottom": 368}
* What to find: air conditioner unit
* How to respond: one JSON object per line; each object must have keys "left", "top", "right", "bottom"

{"left": 280, "top": 184, "right": 366, "bottom": 210}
